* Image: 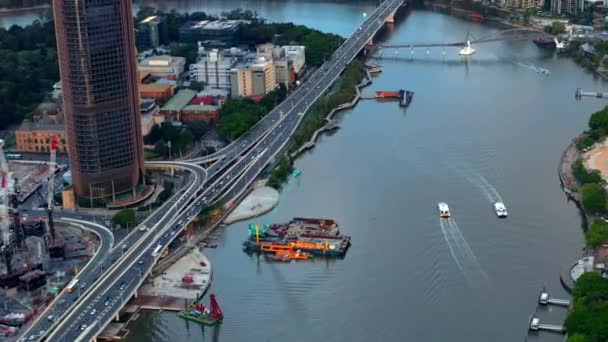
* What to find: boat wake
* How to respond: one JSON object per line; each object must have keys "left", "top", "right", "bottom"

{"left": 439, "top": 218, "right": 488, "bottom": 283}
{"left": 514, "top": 61, "right": 550, "bottom": 75}
{"left": 456, "top": 167, "right": 503, "bottom": 204}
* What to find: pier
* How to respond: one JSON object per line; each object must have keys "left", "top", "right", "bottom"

{"left": 538, "top": 289, "right": 570, "bottom": 307}
{"left": 528, "top": 316, "right": 565, "bottom": 334}
{"left": 575, "top": 88, "right": 608, "bottom": 99}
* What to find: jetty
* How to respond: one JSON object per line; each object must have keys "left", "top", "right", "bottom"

{"left": 575, "top": 88, "right": 608, "bottom": 99}
{"left": 538, "top": 289, "right": 570, "bottom": 307}
{"left": 528, "top": 315, "right": 565, "bottom": 334}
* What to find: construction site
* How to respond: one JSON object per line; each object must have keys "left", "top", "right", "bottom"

{"left": 0, "top": 136, "right": 92, "bottom": 339}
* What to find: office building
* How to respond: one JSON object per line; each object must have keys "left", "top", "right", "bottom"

{"left": 136, "top": 15, "right": 168, "bottom": 50}
{"left": 508, "top": 0, "right": 544, "bottom": 9}
{"left": 189, "top": 49, "right": 236, "bottom": 91}
{"left": 52, "top": 0, "right": 145, "bottom": 200}
{"left": 139, "top": 55, "right": 186, "bottom": 80}
{"left": 179, "top": 20, "right": 244, "bottom": 45}
{"left": 230, "top": 56, "right": 276, "bottom": 98}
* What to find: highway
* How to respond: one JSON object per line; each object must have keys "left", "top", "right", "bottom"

{"left": 23, "top": 0, "right": 406, "bottom": 340}
{"left": 17, "top": 162, "right": 206, "bottom": 342}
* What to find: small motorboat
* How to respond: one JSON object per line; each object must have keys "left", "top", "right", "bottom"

{"left": 493, "top": 202, "right": 507, "bottom": 218}
{"left": 437, "top": 202, "right": 450, "bottom": 218}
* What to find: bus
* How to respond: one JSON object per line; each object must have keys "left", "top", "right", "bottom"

{"left": 66, "top": 278, "right": 79, "bottom": 293}
{"left": 151, "top": 244, "right": 163, "bottom": 257}
{"left": 5, "top": 153, "right": 21, "bottom": 160}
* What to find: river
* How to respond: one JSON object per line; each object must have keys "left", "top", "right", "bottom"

{"left": 6, "top": 1, "right": 607, "bottom": 341}
{"left": 123, "top": 2, "right": 607, "bottom": 341}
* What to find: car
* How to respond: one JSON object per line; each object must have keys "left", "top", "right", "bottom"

{"left": 79, "top": 324, "right": 88, "bottom": 331}
{"left": 104, "top": 300, "right": 110, "bottom": 306}
{"left": 122, "top": 244, "right": 127, "bottom": 249}
{"left": 47, "top": 315, "right": 54, "bottom": 321}
{"left": 139, "top": 225, "right": 147, "bottom": 232}
{"left": 90, "top": 309, "right": 96, "bottom": 315}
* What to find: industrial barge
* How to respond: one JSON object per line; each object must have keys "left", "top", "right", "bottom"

{"left": 178, "top": 294, "right": 223, "bottom": 326}
{"left": 242, "top": 218, "right": 351, "bottom": 260}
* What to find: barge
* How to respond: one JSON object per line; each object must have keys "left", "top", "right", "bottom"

{"left": 243, "top": 218, "right": 351, "bottom": 259}
{"left": 178, "top": 294, "right": 223, "bottom": 326}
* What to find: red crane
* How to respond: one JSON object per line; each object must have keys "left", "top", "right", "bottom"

{"left": 209, "top": 294, "right": 223, "bottom": 320}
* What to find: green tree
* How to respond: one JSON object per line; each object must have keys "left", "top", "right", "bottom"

{"left": 111, "top": 209, "right": 136, "bottom": 229}
{"left": 551, "top": 21, "right": 566, "bottom": 34}
{"left": 565, "top": 272, "right": 608, "bottom": 341}
{"left": 572, "top": 159, "right": 604, "bottom": 185}
{"left": 586, "top": 219, "right": 608, "bottom": 247}
{"left": 187, "top": 120, "right": 210, "bottom": 140}
{"left": 566, "top": 334, "right": 587, "bottom": 342}
{"left": 581, "top": 183, "right": 606, "bottom": 211}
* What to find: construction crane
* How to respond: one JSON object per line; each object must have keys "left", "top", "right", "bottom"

{"left": 47, "top": 135, "right": 57, "bottom": 240}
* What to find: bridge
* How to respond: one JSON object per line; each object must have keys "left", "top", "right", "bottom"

{"left": 368, "top": 28, "right": 554, "bottom": 49}
{"left": 18, "top": 0, "right": 409, "bottom": 340}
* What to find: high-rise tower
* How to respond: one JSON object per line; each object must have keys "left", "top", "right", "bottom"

{"left": 53, "top": 0, "right": 144, "bottom": 201}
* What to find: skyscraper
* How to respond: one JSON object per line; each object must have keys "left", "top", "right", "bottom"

{"left": 53, "top": 0, "right": 144, "bottom": 201}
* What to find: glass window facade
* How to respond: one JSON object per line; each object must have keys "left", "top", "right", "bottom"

{"left": 53, "top": 0, "right": 144, "bottom": 200}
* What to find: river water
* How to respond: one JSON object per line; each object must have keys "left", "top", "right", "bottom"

{"left": 6, "top": 1, "right": 607, "bottom": 341}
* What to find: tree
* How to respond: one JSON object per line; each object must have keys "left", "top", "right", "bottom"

{"left": 187, "top": 120, "right": 210, "bottom": 140}
{"left": 551, "top": 21, "right": 566, "bottom": 35}
{"left": 572, "top": 159, "right": 604, "bottom": 185}
{"left": 111, "top": 209, "right": 136, "bottom": 229}
{"left": 581, "top": 183, "right": 606, "bottom": 211}
{"left": 586, "top": 219, "right": 608, "bottom": 247}
{"left": 565, "top": 272, "right": 608, "bottom": 341}
{"left": 566, "top": 334, "right": 587, "bottom": 342}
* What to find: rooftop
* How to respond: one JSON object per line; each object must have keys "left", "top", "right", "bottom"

{"left": 140, "top": 55, "right": 186, "bottom": 68}
{"left": 141, "top": 15, "right": 160, "bottom": 24}
{"left": 182, "top": 104, "right": 219, "bottom": 112}
{"left": 161, "top": 89, "right": 198, "bottom": 112}
{"left": 182, "top": 20, "right": 246, "bottom": 31}
{"left": 139, "top": 83, "right": 174, "bottom": 93}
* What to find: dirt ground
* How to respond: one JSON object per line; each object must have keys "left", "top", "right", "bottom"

{"left": 583, "top": 143, "right": 608, "bottom": 181}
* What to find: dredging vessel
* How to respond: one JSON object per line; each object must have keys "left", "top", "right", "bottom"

{"left": 242, "top": 218, "right": 351, "bottom": 259}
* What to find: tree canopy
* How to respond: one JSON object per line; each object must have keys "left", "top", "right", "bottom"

{"left": 586, "top": 219, "right": 608, "bottom": 247}
{"left": 581, "top": 183, "right": 606, "bottom": 212}
{"left": 217, "top": 89, "right": 286, "bottom": 141}
{"left": 0, "top": 20, "right": 59, "bottom": 130}
{"left": 111, "top": 209, "right": 136, "bottom": 229}
{"left": 565, "top": 272, "right": 608, "bottom": 341}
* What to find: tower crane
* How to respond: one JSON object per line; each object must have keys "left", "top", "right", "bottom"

{"left": 0, "top": 139, "right": 13, "bottom": 273}
{"left": 47, "top": 135, "right": 57, "bottom": 240}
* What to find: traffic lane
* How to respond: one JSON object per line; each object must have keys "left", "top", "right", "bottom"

{"left": 23, "top": 166, "right": 202, "bottom": 341}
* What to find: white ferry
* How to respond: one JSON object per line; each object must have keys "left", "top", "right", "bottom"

{"left": 437, "top": 202, "right": 450, "bottom": 218}
{"left": 493, "top": 202, "right": 508, "bottom": 218}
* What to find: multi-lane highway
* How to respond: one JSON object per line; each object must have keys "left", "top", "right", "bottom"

{"left": 17, "top": 162, "right": 206, "bottom": 342}
{"left": 18, "top": 1, "right": 406, "bottom": 340}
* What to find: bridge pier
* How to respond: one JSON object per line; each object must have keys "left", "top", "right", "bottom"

{"left": 387, "top": 10, "right": 396, "bottom": 23}
{"left": 133, "top": 289, "right": 138, "bottom": 299}
{"left": 115, "top": 313, "right": 120, "bottom": 322}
